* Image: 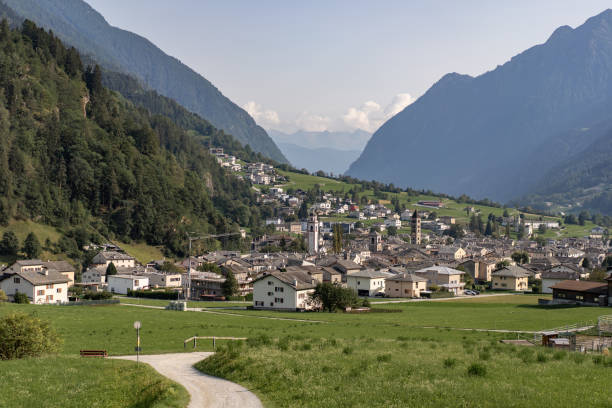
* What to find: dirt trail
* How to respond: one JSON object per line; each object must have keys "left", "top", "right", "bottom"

{"left": 113, "top": 352, "right": 262, "bottom": 408}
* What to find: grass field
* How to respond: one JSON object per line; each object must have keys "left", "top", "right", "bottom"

{"left": 1, "top": 295, "right": 609, "bottom": 407}
{"left": 0, "top": 356, "right": 189, "bottom": 408}
{"left": 113, "top": 240, "right": 166, "bottom": 264}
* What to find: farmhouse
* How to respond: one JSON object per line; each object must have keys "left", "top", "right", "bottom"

{"left": 0, "top": 268, "right": 69, "bottom": 304}
{"left": 107, "top": 274, "right": 149, "bottom": 294}
{"left": 550, "top": 280, "right": 609, "bottom": 306}
{"left": 252, "top": 270, "right": 317, "bottom": 311}
{"left": 385, "top": 273, "right": 427, "bottom": 298}
{"left": 4, "top": 259, "right": 76, "bottom": 287}
{"left": 541, "top": 270, "right": 580, "bottom": 294}
{"left": 415, "top": 266, "right": 465, "bottom": 295}
{"left": 491, "top": 266, "right": 530, "bottom": 291}
{"left": 346, "top": 269, "right": 392, "bottom": 297}
{"left": 92, "top": 251, "right": 136, "bottom": 268}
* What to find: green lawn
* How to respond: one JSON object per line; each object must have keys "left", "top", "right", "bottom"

{"left": 1, "top": 295, "right": 609, "bottom": 407}
{"left": 0, "top": 356, "right": 188, "bottom": 408}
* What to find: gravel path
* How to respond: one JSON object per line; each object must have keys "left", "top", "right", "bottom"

{"left": 113, "top": 352, "right": 263, "bottom": 408}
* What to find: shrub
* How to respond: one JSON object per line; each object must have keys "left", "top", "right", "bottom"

{"left": 443, "top": 357, "right": 457, "bottom": 368}
{"left": 342, "top": 346, "right": 353, "bottom": 355}
{"left": 536, "top": 352, "right": 548, "bottom": 363}
{"left": 13, "top": 292, "right": 29, "bottom": 304}
{"left": 0, "top": 313, "right": 61, "bottom": 360}
{"left": 466, "top": 363, "right": 487, "bottom": 377}
{"left": 82, "top": 291, "right": 113, "bottom": 300}
{"left": 0, "top": 289, "right": 7, "bottom": 304}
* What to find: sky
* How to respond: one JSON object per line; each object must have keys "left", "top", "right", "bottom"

{"left": 86, "top": 0, "right": 611, "bottom": 134}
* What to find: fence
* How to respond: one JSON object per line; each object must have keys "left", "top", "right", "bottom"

{"left": 183, "top": 336, "right": 247, "bottom": 350}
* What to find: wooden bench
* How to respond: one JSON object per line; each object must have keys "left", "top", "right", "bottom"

{"left": 80, "top": 350, "right": 108, "bottom": 358}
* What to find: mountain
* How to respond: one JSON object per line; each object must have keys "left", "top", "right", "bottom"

{"left": 268, "top": 129, "right": 369, "bottom": 174}
{"left": 1, "top": 0, "right": 287, "bottom": 163}
{"left": 347, "top": 10, "right": 612, "bottom": 204}
{"left": 275, "top": 142, "right": 361, "bottom": 175}
{"left": 269, "top": 129, "right": 371, "bottom": 151}
{"left": 0, "top": 20, "right": 257, "bottom": 256}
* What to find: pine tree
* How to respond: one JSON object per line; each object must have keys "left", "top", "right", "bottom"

{"left": 105, "top": 262, "right": 117, "bottom": 276}
{"left": 0, "top": 231, "right": 19, "bottom": 255}
{"left": 22, "top": 233, "right": 41, "bottom": 259}
{"left": 222, "top": 270, "right": 238, "bottom": 297}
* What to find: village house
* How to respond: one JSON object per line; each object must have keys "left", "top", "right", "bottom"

{"left": 91, "top": 251, "right": 136, "bottom": 268}
{"left": 346, "top": 269, "right": 392, "bottom": 297}
{"left": 0, "top": 267, "right": 69, "bottom": 304}
{"left": 459, "top": 259, "right": 496, "bottom": 283}
{"left": 252, "top": 270, "right": 317, "bottom": 311}
{"left": 385, "top": 273, "right": 428, "bottom": 298}
{"left": 541, "top": 270, "right": 580, "bottom": 294}
{"left": 144, "top": 271, "right": 182, "bottom": 288}
{"left": 491, "top": 265, "right": 530, "bottom": 291}
{"left": 415, "top": 266, "right": 465, "bottom": 295}
{"left": 4, "top": 259, "right": 76, "bottom": 287}
{"left": 550, "top": 280, "right": 609, "bottom": 306}
{"left": 107, "top": 274, "right": 149, "bottom": 295}
{"left": 437, "top": 246, "right": 467, "bottom": 261}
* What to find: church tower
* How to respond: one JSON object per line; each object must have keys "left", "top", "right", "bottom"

{"left": 308, "top": 211, "right": 319, "bottom": 255}
{"left": 411, "top": 209, "right": 421, "bottom": 245}
{"left": 369, "top": 230, "right": 382, "bottom": 253}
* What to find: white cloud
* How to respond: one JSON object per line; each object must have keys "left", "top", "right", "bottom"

{"left": 294, "top": 112, "right": 332, "bottom": 132}
{"left": 342, "top": 93, "right": 414, "bottom": 132}
{"left": 243, "top": 101, "right": 280, "bottom": 127}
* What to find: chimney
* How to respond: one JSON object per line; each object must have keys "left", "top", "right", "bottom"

{"left": 293, "top": 279, "right": 298, "bottom": 287}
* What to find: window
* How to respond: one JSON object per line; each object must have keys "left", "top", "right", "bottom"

{"left": 268, "top": 281, "right": 273, "bottom": 285}
{"left": 57, "top": 288, "right": 62, "bottom": 293}
{"left": 37, "top": 290, "right": 44, "bottom": 296}
{"left": 134, "top": 280, "right": 139, "bottom": 286}
{"left": 275, "top": 298, "right": 284, "bottom": 303}
{"left": 275, "top": 287, "right": 284, "bottom": 292}
{"left": 46, "top": 284, "right": 54, "bottom": 289}
{"left": 46, "top": 295, "right": 53, "bottom": 301}
{"left": 13, "top": 277, "right": 20, "bottom": 284}
{"left": 267, "top": 292, "right": 273, "bottom": 296}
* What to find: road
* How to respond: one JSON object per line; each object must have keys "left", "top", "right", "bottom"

{"left": 372, "top": 292, "right": 514, "bottom": 304}
{"left": 113, "top": 352, "right": 263, "bottom": 408}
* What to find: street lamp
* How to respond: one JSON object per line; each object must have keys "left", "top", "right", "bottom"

{"left": 134, "top": 321, "right": 141, "bottom": 365}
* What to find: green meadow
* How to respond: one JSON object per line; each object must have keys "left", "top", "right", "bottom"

{"left": 0, "top": 295, "right": 610, "bottom": 407}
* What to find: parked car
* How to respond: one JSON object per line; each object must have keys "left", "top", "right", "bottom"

{"left": 374, "top": 292, "right": 386, "bottom": 297}
{"left": 464, "top": 290, "right": 476, "bottom": 296}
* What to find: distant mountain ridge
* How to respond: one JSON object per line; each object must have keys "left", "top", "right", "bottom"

{"left": 276, "top": 142, "right": 361, "bottom": 175}
{"left": 269, "top": 129, "right": 371, "bottom": 151}
{"left": 2, "top": 0, "right": 287, "bottom": 163}
{"left": 347, "top": 9, "right": 612, "bottom": 207}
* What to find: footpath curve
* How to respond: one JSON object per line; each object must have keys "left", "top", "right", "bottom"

{"left": 113, "top": 352, "right": 262, "bottom": 408}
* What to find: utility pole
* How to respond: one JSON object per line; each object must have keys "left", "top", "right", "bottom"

{"left": 184, "top": 231, "right": 242, "bottom": 301}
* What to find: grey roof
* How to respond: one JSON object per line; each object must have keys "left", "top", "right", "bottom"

{"left": 253, "top": 270, "right": 316, "bottom": 290}
{"left": 43, "top": 260, "right": 75, "bottom": 273}
{"left": 1, "top": 269, "right": 69, "bottom": 285}
{"left": 541, "top": 271, "right": 579, "bottom": 280}
{"left": 492, "top": 265, "right": 531, "bottom": 278}
{"left": 95, "top": 251, "right": 134, "bottom": 261}
{"left": 415, "top": 265, "right": 465, "bottom": 275}
{"left": 347, "top": 269, "right": 393, "bottom": 279}
{"left": 386, "top": 273, "right": 427, "bottom": 283}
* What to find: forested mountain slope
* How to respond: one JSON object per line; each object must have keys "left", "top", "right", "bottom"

{"left": 2, "top": 0, "right": 287, "bottom": 163}
{"left": 0, "top": 21, "right": 258, "bottom": 255}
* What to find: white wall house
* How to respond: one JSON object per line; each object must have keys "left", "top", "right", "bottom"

{"left": 252, "top": 271, "right": 316, "bottom": 311}
{"left": 91, "top": 251, "right": 136, "bottom": 268}
{"left": 107, "top": 275, "right": 149, "bottom": 295}
{"left": 346, "top": 270, "right": 392, "bottom": 297}
{"left": 145, "top": 271, "right": 182, "bottom": 288}
{"left": 0, "top": 269, "right": 69, "bottom": 304}
{"left": 82, "top": 266, "right": 107, "bottom": 284}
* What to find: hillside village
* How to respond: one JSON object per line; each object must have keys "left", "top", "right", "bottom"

{"left": 2, "top": 164, "right": 611, "bottom": 309}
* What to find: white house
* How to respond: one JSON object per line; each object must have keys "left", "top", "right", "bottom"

{"left": 144, "top": 271, "right": 182, "bottom": 288}
{"left": 91, "top": 251, "right": 136, "bottom": 268}
{"left": 384, "top": 218, "right": 402, "bottom": 228}
{"left": 82, "top": 266, "right": 108, "bottom": 284}
{"left": 107, "top": 274, "right": 149, "bottom": 295}
{"left": 541, "top": 268, "right": 580, "bottom": 294}
{"left": 252, "top": 270, "right": 317, "bottom": 311}
{"left": 346, "top": 269, "right": 392, "bottom": 297}
{"left": 0, "top": 268, "right": 69, "bottom": 304}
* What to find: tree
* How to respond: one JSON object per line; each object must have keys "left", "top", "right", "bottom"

{"left": 332, "top": 224, "right": 343, "bottom": 253}
{"left": 445, "top": 224, "right": 465, "bottom": 239}
{"left": 22, "top": 233, "right": 41, "bottom": 259}
{"left": 221, "top": 270, "right": 238, "bottom": 297}
{"left": 602, "top": 255, "right": 612, "bottom": 270}
{"left": 309, "top": 283, "right": 359, "bottom": 312}
{"left": 503, "top": 209, "right": 509, "bottom": 217}
{"left": 516, "top": 224, "right": 525, "bottom": 240}
{"left": 0, "top": 289, "right": 7, "bottom": 304}
{"left": 387, "top": 226, "right": 398, "bottom": 236}
{"left": 298, "top": 202, "right": 308, "bottom": 220}
{"left": 0, "top": 231, "right": 19, "bottom": 256}
{"left": 495, "top": 260, "right": 510, "bottom": 270}
{"left": 581, "top": 258, "right": 591, "bottom": 269}
{"left": 588, "top": 268, "right": 608, "bottom": 282}
{"left": 511, "top": 251, "right": 529, "bottom": 265}
{"left": 484, "top": 220, "right": 492, "bottom": 236}
{"left": 0, "top": 312, "right": 61, "bottom": 360}
{"left": 105, "top": 262, "right": 117, "bottom": 276}
{"left": 458, "top": 265, "right": 474, "bottom": 288}
{"left": 13, "top": 292, "right": 29, "bottom": 304}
